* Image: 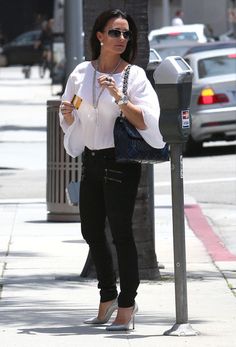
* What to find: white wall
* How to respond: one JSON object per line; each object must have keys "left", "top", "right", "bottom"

{"left": 181, "top": 0, "right": 229, "bottom": 35}
{"left": 148, "top": 0, "right": 182, "bottom": 30}
{"left": 148, "top": 0, "right": 230, "bottom": 36}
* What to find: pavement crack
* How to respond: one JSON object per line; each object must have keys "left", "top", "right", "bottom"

{"left": 0, "top": 204, "right": 18, "bottom": 298}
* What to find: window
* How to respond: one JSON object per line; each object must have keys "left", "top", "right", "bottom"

{"left": 152, "top": 32, "right": 198, "bottom": 44}
{"left": 198, "top": 54, "right": 236, "bottom": 78}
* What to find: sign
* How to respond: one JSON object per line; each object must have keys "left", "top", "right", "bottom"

{"left": 181, "top": 110, "right": 190, "bottom": 128}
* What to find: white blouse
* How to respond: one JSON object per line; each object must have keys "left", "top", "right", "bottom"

{"left": 59, "top": 61, "right": 165, "bottom": 158}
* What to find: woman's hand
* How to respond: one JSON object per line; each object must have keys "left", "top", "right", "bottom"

{"left": 60, "top": 101, "right": 74, "bottom": 126}
{"left": 97, "top": 75, "right": 146, "bottom": 130}
{"left": 97, "top": 75, "right": 122, "bottom": 101}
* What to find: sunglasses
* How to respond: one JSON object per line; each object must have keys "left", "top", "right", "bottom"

{"left": 107, "top": 29, "right": 132, "bottom": 40}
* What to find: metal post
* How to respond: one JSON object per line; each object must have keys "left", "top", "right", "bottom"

{"left": 64, "top": 0, "right": 84, "bottom": 78}
{"left": 164, "top": 144, "right": 198, "bottom": 336}
{"left": 148, "top": 164, "right": 155, "bottom": 245}
{"left": 162, "top": 0, "right": 171, "bottom": 26}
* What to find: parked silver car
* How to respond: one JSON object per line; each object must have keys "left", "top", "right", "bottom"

{"left": 183, "top": 41, "right": 236, "bottom": 153}
{"left": 150, "top": 40, "right": 198, "bottom": 60}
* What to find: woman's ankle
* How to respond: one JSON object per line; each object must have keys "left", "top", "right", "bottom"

{"left": 112, "top": 306, "right": 134, "bottom": 324}
{"left": 97, "top": 299, "right": 115, "bottom": 319}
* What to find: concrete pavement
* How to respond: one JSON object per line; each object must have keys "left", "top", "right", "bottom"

{"left": 0, "top": 66, "right": 236, "bottom": 346}
{"left": 0, "top": 197, "right": 236, "bottom": 346}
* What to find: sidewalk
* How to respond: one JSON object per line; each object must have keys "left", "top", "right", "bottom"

{"left": 0, "top": 195, "right": 236, "bottom": 347}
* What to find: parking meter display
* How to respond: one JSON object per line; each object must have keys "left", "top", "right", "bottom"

{"left": 175, "top": 58, "right": 191, "bottom": 71}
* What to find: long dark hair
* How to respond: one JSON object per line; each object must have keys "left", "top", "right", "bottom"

{"left": 90, "top": 9, "right": 138, "bottom": 63}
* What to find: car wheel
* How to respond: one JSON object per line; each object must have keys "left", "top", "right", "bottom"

{"left": 183, "top": 136, "right": 203, "bottom": 156}
{"left": 0, "top": 54, "right": 8, "bottom": 66}
{"left": 22, "top": 66, "right": 31, "bottom": 79}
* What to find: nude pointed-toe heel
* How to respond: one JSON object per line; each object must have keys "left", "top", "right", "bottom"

{"left": 84, "top": 299, "right": 118, "bottom": 325}
{"left": 106, "top": 302, "right": 138, "bottom": 331}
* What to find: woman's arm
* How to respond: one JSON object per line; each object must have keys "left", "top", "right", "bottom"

{"left": 115, "top": 96, "right": 147, "bottom": 130}
{"left": 97, "top": 73, "right": 147, "bottom": 130}
{"left": 60, "top": 101, "right": 75, "bottom": 126}
{"left": 59, "top": 73, "right": 77, "bottom": 130}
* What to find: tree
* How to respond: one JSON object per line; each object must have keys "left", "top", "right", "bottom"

{"left": 81, "top": 0, "right": 161, "bottom": 280}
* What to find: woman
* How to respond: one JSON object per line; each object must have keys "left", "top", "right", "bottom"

{"left": 59, "top": 9, "right": 165, "bottom": 331}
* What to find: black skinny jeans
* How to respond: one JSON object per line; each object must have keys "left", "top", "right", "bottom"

{"left": 80, "top": 147, "right": 141, "bottom": 308}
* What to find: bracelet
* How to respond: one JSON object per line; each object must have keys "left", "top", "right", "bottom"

{"left": 115, "top": 94, "right": 129, "bottom": 105}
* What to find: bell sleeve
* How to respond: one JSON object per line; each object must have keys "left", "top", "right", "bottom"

{"left": 128, "top": 66, "right": 165, "bottom": 149}
{"left": 58, "top": 73, "right": 85, "bottom": 158}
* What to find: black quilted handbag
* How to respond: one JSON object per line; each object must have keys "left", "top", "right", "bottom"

{"left": 113, "top": 65, "right": 169, "bottom": 164}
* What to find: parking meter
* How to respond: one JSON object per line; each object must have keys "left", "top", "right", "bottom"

{"left": 153, "top": 58, "right": 198, "bottom": 337}
{"left": 153, "top": 56, "right": 193, "bottom": 143}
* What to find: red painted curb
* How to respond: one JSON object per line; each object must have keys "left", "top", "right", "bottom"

{"left": 184, "top": 204, "right": 236, "bottom": 262}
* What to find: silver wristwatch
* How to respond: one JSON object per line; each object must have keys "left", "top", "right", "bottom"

{"left": 116, "top": 94, "right": 129, "bottom": 105}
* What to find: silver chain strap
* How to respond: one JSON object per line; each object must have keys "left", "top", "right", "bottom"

{"left": 120, "top": 64, "right": 131, "bottom": 117}
{"left": 122, "top": 64, "right": 131, "bottom": 96}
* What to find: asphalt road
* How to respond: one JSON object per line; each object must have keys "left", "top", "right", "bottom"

{"left": 154, "top": 142, "right": 236, "bottom": 205}
{"left": 154, "top": 142, "right": 236, "bottom": 256}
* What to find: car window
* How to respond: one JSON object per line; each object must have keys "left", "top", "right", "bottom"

{"left": 14, "top": 32, "right": 39, "bottom": 45}
{"left": 15, "top": 34, "right": 31, "bottom": 44}
{"left": 149, "top": 50, "right": 156, "bottom": 61}
{"left": 149, "top": 50, "right": 161, "bottom": 62}
{"left": 151, "top": 32, "right": 198, "bottom": 43}
{"left": 184, "top": 58, "right": 190, "bottom": 66}
{"left": 198, "top": 54, "right": 236, "bottom": 78}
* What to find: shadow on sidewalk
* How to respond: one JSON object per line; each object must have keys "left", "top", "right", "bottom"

{"left": 16, "top": 316, "right": 205, "bottom": 337}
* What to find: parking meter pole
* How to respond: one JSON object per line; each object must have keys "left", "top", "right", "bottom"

{"left": 163, "top": 144, "right": 198, "bottom": 336}
{"left": 170, "top": 143, "right": 187, "bottom": 323}
{"left": 153, "top": 56, "right": 199, "bottom": 336}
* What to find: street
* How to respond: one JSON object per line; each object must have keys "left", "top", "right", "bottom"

{"left": 154, "top": 143, "right": 236, "bottom": 255}
{"left": 154, "top": 144, "right": 236, "bottom": 205}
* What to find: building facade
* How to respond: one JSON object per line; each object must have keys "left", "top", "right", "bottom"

{"left": 0, "top": 0, "right": 54, "bottom": 42}
{"left": 148, "top": 0, "right": 233, "bottom": 36}
{"left": 0, "top": 0, "right": 234, "bottom": 45}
